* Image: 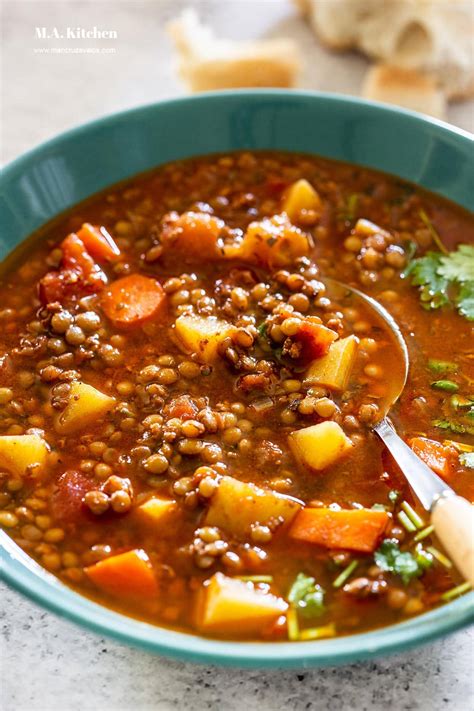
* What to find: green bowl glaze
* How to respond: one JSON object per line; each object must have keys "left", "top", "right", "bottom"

{"left": 1, "top": 91, "right": 473, "bottom": 667}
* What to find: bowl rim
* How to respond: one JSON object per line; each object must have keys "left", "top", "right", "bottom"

{"left": 2, "top": 530, "right": 473, "bottom": 668}
{"left": 2, "top": 88, "right": 472, "bottom": 184}
{"left": 1, "top": 90, "right": 473, "bottom": 667}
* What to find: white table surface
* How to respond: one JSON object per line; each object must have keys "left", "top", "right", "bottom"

{"left": 1, "top": 2, "right": 473, "bottom": 710}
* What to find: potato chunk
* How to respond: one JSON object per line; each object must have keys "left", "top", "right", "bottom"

{"left": 196, "top": 573, "right": 288, "bottom": 634}
{"left": 135, "top": 496, "right": 177, "bottom": 529}
{"left": 353, "top": 218, "right": 390, "bottom": 238}
{"left": 0, "top": 434, "right": 48, "bottom": 478}
{"left": 282, "top": 179, "right": 322, "bottom": 222}
{"left": 161, "top": 211, "right": 225, "bottom": 259}
{"left": 54, "top": 381, "right": 115, "bottom": 435}
{"left": 289, "top": 421, "right": 353, "bottom": 471}
{"left": 224, "top": 213, "right": 312, "bottom": 268}
{"left": 204, "top": 475, "right": 302, "bottom": 537}
{"left": 304, "top": 335, "right": 358, "bottom": 391}
{"left": 175, "top": 314, "right": 236, "bottom": 363}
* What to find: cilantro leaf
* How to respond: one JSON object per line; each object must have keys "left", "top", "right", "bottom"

{"left": 438, "top": 245, "right": 474, "bottom": 282}
{"left": 457, "top": 281, "right": 474, "bottom": 321}
{"left": 374, "top": 539, "right": 433, "bottom": 585}
{"left": 404, "top": 244, "right": 474, "bottom": 320}
{"left": 288, "top": 572, "right": 325, "bottom": 618}
{"left": 459, "top": 452, "right": 474, "bottom": 469}
{"left": 404, "top": 252, "right": 450, "bottom": 310}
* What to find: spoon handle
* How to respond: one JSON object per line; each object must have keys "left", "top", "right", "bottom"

{"left": 374, "top": 418, "right": 454, "bottom": 510}
{"left": 374, "top": 418, "right": 474, "bottom": 585}
{"left": 432, "top": 495, "right": 474, "bottom": 586}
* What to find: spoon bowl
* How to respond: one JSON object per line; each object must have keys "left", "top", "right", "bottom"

{"left": 324, "top": 277, "right": 409, "bottom": 417}
{"left": 324, "top": 278, "right": 474, "bottom": 587}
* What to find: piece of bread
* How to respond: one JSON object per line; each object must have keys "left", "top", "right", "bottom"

{"left": 296, "top": 0, "right": 474, "bottom": 100}
{"left": 362, "top": 64, "right": 446, "bottom": 119}
{"left": 167, "top": 9, "right": 302, "bottom": 92}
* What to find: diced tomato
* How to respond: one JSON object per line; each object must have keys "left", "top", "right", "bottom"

{"left": 101, "top": 274, "right": 166, "bottom": 328}
{"left": 50, "top": 470, "right": 94, "bottom": 525}
{"left": 77, "top": 223, "right": 120, "bottom": 261}
{"left": 294, "top": 321, "right": 338, "bottom": 365}
{"left": 163, "top": 395, "right": 199, "bottom": 420}
{"left": 237, "top": 373, "right": 273, "bottom": 393}
{"left": 39, "top": 234, "right": 107, "bottom": 304}
{"left": 265, "top": 179, "right": 289, "bottom": 196}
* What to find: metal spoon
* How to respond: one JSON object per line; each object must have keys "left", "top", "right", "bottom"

{"left": 324, "top": 278, "right": 474, "bottom": 586}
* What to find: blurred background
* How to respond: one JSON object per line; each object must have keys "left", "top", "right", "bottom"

{"left": 1, "top": 0, "right": 473, "bottom": 165}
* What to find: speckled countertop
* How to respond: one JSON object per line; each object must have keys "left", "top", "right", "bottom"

{"left": 1, "top": 2, "right": 473, "bottom": 709}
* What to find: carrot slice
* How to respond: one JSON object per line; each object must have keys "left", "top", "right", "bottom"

{"left": 84, "top": 549, "right": 158, "bottom": 600}
{"left": 290, "top": 508, "right": 389, "bottom": 553}
{"left": 77, "top": 223, "right": 120, "bottom": 261}
{"left": 409, "top": 437, "right": 454, "bottom": 481}
{"left": 101, "top": 274, "right": 166, "bottom": 328}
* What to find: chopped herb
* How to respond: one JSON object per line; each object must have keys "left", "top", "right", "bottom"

{"left": 418, "top": 209, "right": 448, "bottom": 254}
{"left": 257, "top": 322, "right": 267, "bottom": 338}
{"left": 388, "top": 489, "right": 400, "bottom": 504}
{"left": 288, "top": 572, "right": 325, "bottom": 619}
{"left": 400, "top": 501, "right": 425, "bottom": 529}
{"left": 459, "top": 452, "right": 474, "bottom": 469}
{"left": 403, "top": 239, "right": 418, "bottom": 262}
{"left": 238, "top": 575, "right": 274, "bottom": 583}
{"left": 433, "top": 418, "right": 474, "bottom": 435}
{"left": 333, "top": 560, "right": 358, "bottom": 589}
{"left": 397, "top": 510, "right": 417, "bottom": 533}
{"left": 404, "top": 244, "right": 474, "bottom": 320}
{"left": 339, "top": 193, "right": 359, "bottom": 222}
{"left": 346, "top": 193, "right": 359, "bottom": 221}
{"left": 426, "top": 546, "right": 452, "bottom": 568}
{"left": 300, "top": 623, "right": 336, "bottom": 641}
{"left": 286, "top": 606, "right": 300, "bottom": 641}
{"left": 428, "top": 359, "right": 457, "bottom": 374}
{"left": 431, "top": 380, "right": 459, "bottom": 393}
{"left": 414, "top": 543, "right": 434, "bottom": 571}
{"left": 371, "top": 503, "right": 387, "bottom": 511}
{"left": 450, "top": 395, "right": 473, "bottom": 410}
{"left": 440, "top": 582, "right": 472, "bottom": 602}
{"left": 374, "top": 539, "right": 433, "bottom": 585}
{"left": 414, "top": 524, "right": 434, "bottom": 542}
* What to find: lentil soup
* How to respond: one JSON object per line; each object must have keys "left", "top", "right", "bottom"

{"left": 0, "top": 151, "right": 473, "bottom": 642}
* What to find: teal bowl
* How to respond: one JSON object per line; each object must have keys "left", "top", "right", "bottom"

{"left": 1, "top": 91, "right": 473, "bottom": 667}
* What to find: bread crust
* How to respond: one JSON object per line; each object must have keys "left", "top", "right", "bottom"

{"left": 362, "top": 63, "right": 446, "bottom": 118}
{"left": 167, "top": 9, "right": 301, "bottom": 92}
{"left": 301, "top": 0, "right": 474, "bottom": 100}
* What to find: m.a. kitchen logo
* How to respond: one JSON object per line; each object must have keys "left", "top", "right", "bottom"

{"left": 35, "top": 26, "right": 118, "bottom": 40}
